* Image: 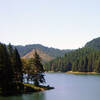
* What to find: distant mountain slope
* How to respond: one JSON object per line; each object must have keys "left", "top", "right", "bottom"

{"left": 85, "top": 37, "right": 100, "bottom": 49}
{"left": 22, "top": 49, "right": 54, "bottom": 62}
{"left": 44, "top": 37, "right": 100, "bottom": 72}
{"left": 15, "top": 44, "right": 71, "bottom": 58}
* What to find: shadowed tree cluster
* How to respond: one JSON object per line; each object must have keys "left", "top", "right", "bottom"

{"left": 0, "top": 43, "right": 49, "bottom": 96}
{"left": 0, "top": 43, "right": 23, "bottom": 96}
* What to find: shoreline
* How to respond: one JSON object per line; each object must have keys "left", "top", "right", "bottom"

{"left": 0, "top": 84, "right": 54, "bottom": 96}
{"left": 45, "top": 71, "right": 100, "bottom": 75}
{"left": 66, "top": 71, "right": 100, "bottom": 75}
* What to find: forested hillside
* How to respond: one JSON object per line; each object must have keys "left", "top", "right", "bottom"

{"left": 85, "top": 37, "right": 100, "bottom": 49}
{"left": 44, "top": 37, "right": 100, "bottom": 73}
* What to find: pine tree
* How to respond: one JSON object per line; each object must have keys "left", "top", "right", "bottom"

{"left": 13, "top": 48, "right": 23, "bottom": 83}
{"left": 0, "top": 43, "right": 13, "bottom": 95}
{"left": 0, "top": 43, "right": 24, "bottom": 95}
{"left": 33, "top": 51, "right": 45, "bottom": 86}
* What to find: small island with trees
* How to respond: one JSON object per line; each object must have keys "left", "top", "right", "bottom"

{"left": 0, "top": 43, "right": 54, "bottom": 96}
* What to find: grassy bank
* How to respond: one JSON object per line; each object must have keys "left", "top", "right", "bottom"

{"left": 24, "top": 83, "right": 54, "bottom": 93}
{"left": 67, "top": 71, "right": 100, "bottom": 75}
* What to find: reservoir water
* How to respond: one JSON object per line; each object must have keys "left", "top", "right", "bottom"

{"left": 0, "top": 73, "right": 100, "bottom": 100}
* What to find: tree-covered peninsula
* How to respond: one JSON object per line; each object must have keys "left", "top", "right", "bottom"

{"left": 0, "top": 43, "right": 53, "bottom": 96}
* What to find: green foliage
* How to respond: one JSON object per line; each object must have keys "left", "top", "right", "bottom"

{"left": 0, "top": 43, "right": 13, "bottom": 95}
{"left": 13, "top": 48, "right": 23, "bottom": 82}
{"left": 85, "top": 37, "right": 100, "bottom": 49}
{"left": 0, "top": 43, "right": 51, "bottom": 95}
{"left": 0, "top": 43, "right": 23, "bottom": 96}
{"left": 45, "top": 47, "right": 100, "bottom": 73}
{"left": 22, "top": 51, "right": 45, "bottom": 86}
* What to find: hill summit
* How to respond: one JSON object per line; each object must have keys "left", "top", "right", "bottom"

{"left": 85, "top": 37, "right": 100, "bottom": 49}
{"left": 22, "top": 49, "right": 54, "bottom": 62}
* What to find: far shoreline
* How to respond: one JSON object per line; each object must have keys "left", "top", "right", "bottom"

{"left": 45, "top": 71, "right": 100, "bottom": 75}
{"left": 66, "top": 71, "right": 100, "bottom": 75}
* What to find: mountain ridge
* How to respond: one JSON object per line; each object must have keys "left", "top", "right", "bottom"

{"left": 15, "top": 44, "right": 72, "bottom": 62}
{"left": 22, "top": 48, "right": 54, "bottom": 62}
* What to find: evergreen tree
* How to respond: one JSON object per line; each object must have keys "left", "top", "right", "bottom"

{"left": 0, "top": 43, "right": 24, "bottom": 95}
{"left": 33, "top": 51, "right": 45, "bottom": 86}
{"left": 13, "top": 48, "right": 23, "bottom": 83}
{"left": 0, "top": 43, "right": 13, "bottom": 95}
{"left": 45, "top": 47, "right": 100, "bottom": 73}
{"left": 22, "top": 51, "right": 46, "bottom": 86}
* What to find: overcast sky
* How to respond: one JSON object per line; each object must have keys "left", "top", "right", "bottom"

{"left": 0, "top": 0, "right": 100, "bottom": 49}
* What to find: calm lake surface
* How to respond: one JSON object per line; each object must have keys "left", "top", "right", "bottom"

{"left": 0, "top": 73, "right": 100, "bottom": 100}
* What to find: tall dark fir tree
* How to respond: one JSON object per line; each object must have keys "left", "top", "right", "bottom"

{"left": 13, "top": 48, "right": 23, "bottom": 83}
{"left": 0, "top": 43, "right": 24, "bottom": 95}
{"left": 0, "top": 43, "right": 13, "bottom": 95}
{"left": 33, "top": 51, "right": 45, "bottom": 86}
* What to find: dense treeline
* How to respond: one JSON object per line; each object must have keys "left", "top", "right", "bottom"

{"left": 44, "top": 47, "right": 100, "bottom": 73}
{"left": 0, "top": 43, "right": 23, "bottom": 95}
{"left": 0, "top": 43, "right": 45, "bottom": 96}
